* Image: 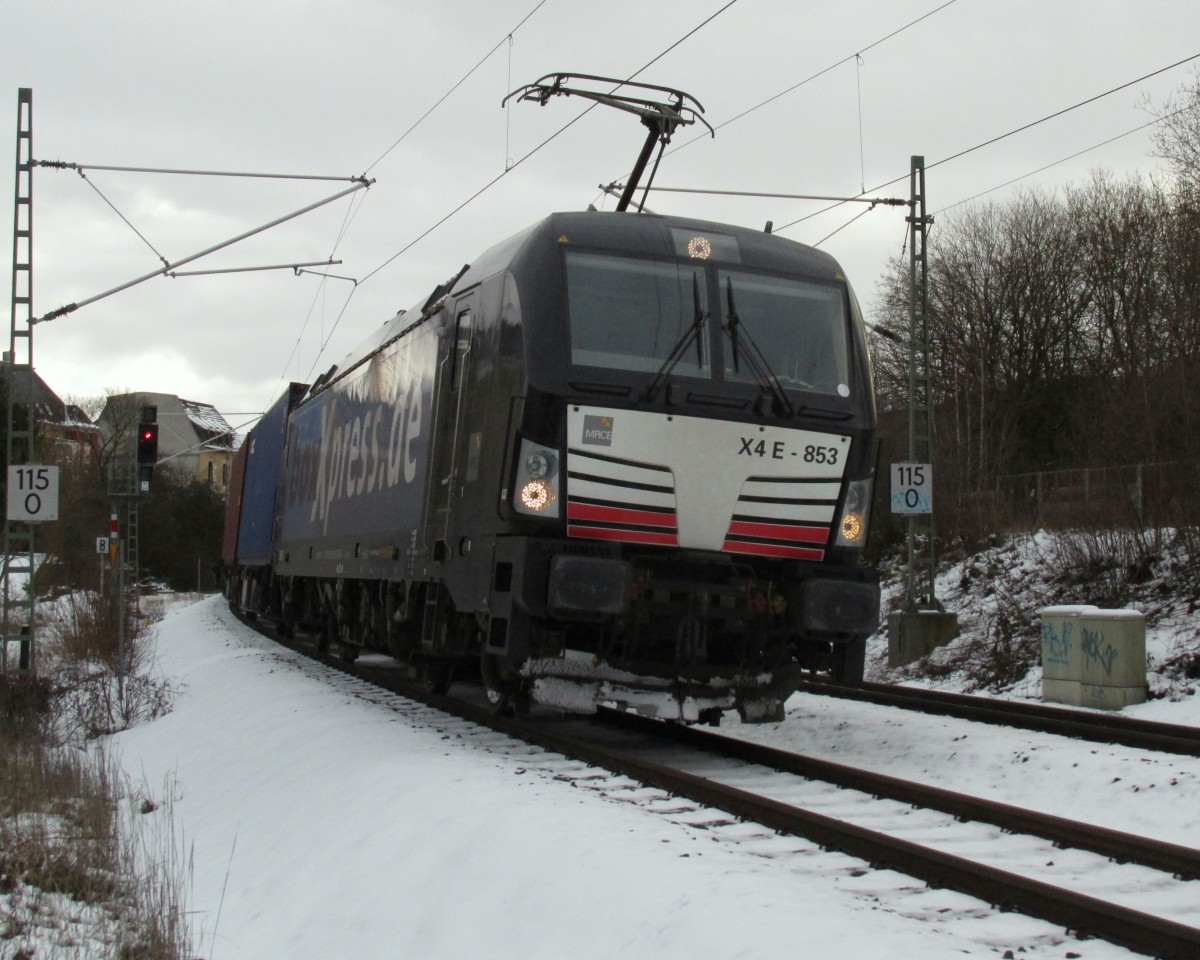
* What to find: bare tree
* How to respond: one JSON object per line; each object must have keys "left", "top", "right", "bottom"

{"left": 94, "top": 390, "right": 142, "bottom": 477}
{"left": 1147, "top": 68, "right": 1200, "bottom": 192}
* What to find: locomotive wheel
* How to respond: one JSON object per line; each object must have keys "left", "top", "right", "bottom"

{"left": 831, "top": 637, "right": 867, "bottom": 683}
{"left": 317, "top": 612, "right": 335, "bottom": 654}
{"left": 480, "top": 652, "right": 519, "bottom": 715}
{"left": 699, "top": 707, "right": 723, "bottom": 727}
{"left": 426, "top": 661, "right": 455, "bottom": 695}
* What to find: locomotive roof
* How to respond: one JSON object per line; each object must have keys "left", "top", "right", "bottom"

{"left": 447, "top": 210, "right": 846, "bottom": 299}
{"left": 314, "top": 210, "right": 849, "bottom": 399}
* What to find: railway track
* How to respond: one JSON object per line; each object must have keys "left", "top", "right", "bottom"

{"left": 795, "top": 677, "right": 1200, "bottom": 757}
{"left": 234, "top": 608, "right": 1200, "bottom": 958}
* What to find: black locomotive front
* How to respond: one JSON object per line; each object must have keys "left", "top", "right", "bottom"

{"left": 467, "top": 212, "right": 880, "bottom": 721}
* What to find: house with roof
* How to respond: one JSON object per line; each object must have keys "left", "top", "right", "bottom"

{"left": 0, "top": 361, "right": 100, "bottom": 467}
{"left": 98, "top": 392, "right": 239, "bottom": 495}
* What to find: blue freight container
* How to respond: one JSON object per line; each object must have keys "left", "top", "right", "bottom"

{"left": 236, "top": 382, "right": 308, "bottom": 566}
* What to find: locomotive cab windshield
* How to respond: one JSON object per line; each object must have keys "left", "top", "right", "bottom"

{"left": 562, "top": 232, "right": 857, "bottom": 411}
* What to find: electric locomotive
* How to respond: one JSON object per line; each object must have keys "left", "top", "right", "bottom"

{"left": 225, "top": 209, "right": 879, "bottom": 722}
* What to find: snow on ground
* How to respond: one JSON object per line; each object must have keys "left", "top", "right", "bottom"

{"left": 103, "top": 594, "right": 1200, "bottom": 960}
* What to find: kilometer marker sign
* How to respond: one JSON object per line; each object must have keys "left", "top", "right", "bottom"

{"left": 890, "top": 462, "right": 932, "bottom": 514}
{"left": 7, "top": 465, "right": 60, "bottom": 523}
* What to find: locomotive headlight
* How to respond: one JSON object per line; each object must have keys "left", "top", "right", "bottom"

{"left": 520, "top": 479, "right": 555, "bottom": 511}
{"left": 524, "top": 450, "right": 556, "bottom": 480}
{"left": 513, "top": 437, "right": 562, "bottom": 518}
{"left": 835, "top": 477, "right": 873, "bottom": 547}
{"left": 840, "top": 511, "right": 865, "bottom": 543}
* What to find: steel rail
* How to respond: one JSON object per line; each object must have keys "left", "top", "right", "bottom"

{"left": 795, "top": 678, "right": 1200, "bottom": 756}
{"left": 594, "top": 705, "right": 1200, "bottom": 880}
{"left": 233, "top": 609, "right": 1200, "bottom": 958}
{"left": 520, "top": 723, "right": 1200, "bottom": 960}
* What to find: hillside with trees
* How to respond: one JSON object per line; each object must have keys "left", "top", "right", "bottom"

{"left": 869, "top": 72, "right": 1200, "bottom": 548}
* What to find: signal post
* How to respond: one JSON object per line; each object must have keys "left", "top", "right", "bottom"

{"left": 108, "top": 405, "right": 158, "bottom": 692}
{"left": 887, "top": 157, "right": 959, "bottom": 667}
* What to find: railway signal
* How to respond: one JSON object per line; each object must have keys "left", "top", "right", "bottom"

{"left": 137, "top": 407, "right": 159, "bottom": 488}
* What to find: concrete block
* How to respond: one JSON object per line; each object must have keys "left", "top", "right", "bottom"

{"left": 1077, "top": 610, "right": 1146, "bottom": 689}
{"left": 1080, "top": 683, "right": 1146, "bottom": 710}
{"left": 1040, "top": 606, "right": 1146, "bottom": 710}
{"left": 1040, "top": 605, "right": 1096, "bottom": 682}
{"left": 887, "top": 610, "right": 960, "bottom": 667}
{"left": 1042, "top": 677, "right": 1083, "bottom": 706}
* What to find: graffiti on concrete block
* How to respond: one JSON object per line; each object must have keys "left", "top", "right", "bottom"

{"left": 1042, "top": 620, "right": 1072, "bottom": 665}
{"left": 1081, "top": 627, "right": 1119, "bottom": 676}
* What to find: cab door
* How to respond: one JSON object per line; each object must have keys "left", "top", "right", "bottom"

{"left": 428, "top": 292, "right": 475, "bottom": 562}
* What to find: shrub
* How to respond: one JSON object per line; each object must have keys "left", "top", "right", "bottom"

{"left": 41, "top": 590, "right": 174, "bottom": 742}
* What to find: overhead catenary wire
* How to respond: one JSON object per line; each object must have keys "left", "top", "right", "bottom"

{"left": 622, "top": 185, "right": 906, "bottom": 205}
{"left": 856, "top": 53, "right": 867, "bottom": 195}
{"left": 303, "top": 101, "right": 599, "bottom": 381}
{"left": 36, "top": 159, "right": 368, "bottom": 278}
{"left": 33, "top": 160, "right": 366, "bottom": 182}
{"left": 268, "top": 181, "right": 372, "bottom": 392}
{"left": 154, "top": 416, "right": 265, "bottom": 467}
{"left": 362, "top": 0, "right": 551, "bottom": 176}
{"left": 812, "top": 206, "right": 875, "bottom": 248}
{"left": 927, "top": 52, "right": 1200, "bottom": 175}
{"left": 770, "top": 50, "right": 1200, "bottom": 236}
{"left": 626, "top": 0, "right": 961, "bottom": 173}
{"left": 933, "top": 108, "right": 1193, "bottom": 215}
{"left": 33, "top": 180, "right": 373, "bottom": 325}
{"left": 359, "top": 0, "right": 744, "bottom": 288}
{"left": 33, "top": 158, "right": 374, "bottom": 329}
{"left": 72, "top": 167, "right": 169, "bottom": 267}
{"left": 299, "top": 0, "right": 746, "bottom": 384}
{"left": 167, "top": 259, "right": 342, "bottom": 279}
{"left": 287, "top": 14, "right": 1197, "bottom": 400}
{"left": 268, "top": 0, "right": 553, "bottom": 403}
{"left": 597, "top": 0, "right": 958, "bottom": 206}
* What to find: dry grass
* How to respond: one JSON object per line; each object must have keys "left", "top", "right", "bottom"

{"left": 0, "top": 588, "right": 194, "bottom": 959}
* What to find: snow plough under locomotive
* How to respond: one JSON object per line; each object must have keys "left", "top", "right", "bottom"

{"left": 223, "top": 209, "right": 880, "bottom": 722}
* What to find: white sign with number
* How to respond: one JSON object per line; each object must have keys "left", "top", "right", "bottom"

{"left": 890, "top": 462, "right": 932, "bottom": 514}
{"left": 7, "top": 465, "right": 60, "bottom": 523}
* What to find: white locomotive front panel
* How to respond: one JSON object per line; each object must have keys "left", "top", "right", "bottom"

{"left": 566, "top": 404, "right": 849, "bottom": 560}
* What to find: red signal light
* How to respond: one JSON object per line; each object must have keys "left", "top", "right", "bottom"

{"left": 137, "top": 422, "right": 159, "bottom": 466}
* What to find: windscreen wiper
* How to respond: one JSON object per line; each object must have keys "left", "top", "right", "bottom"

{"left": 644, "top": 273, "right": 707, "bottom": 402}
{"left": 725, "top": 278, "right": 795, "bottom": 418}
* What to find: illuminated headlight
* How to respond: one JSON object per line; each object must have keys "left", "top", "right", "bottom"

{"left": 513, "top": 438, "right": 561, "bottom": 518}
{"left": 520, "top": 479, "right": 555, "bottom": 511}
{"left": 840, "top": 512, "right": 864, "bottom": 543}
{"left": 835, "top": 477, "right": 873, "bottom": 547}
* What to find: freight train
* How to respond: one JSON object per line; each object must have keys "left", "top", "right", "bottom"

{"left": 222, "top": 209, "right": 880, "bottom": 723}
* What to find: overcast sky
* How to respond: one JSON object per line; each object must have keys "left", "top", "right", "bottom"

{"left": 3, "top": 0, "right": 1196, "bottom": 427}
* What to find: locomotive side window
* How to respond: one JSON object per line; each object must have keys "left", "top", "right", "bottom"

{"left": 565, "top": 252, "right": 709, "bottom": 377}
{"left": 719, "top": 271, "right": 851, "bottom": 398}
{"left": 450, "top": 308, "right": 472, "bottom": 390}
